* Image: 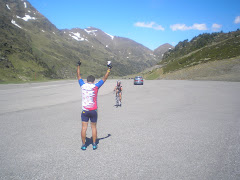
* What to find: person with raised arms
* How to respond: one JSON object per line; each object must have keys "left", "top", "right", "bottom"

{"left": 77, "top": 61, "right": 112, "bottom": 150}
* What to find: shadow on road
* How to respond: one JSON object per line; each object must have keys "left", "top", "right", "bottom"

{"left": 85, "top": 134, "right": 111, "bottom": 147}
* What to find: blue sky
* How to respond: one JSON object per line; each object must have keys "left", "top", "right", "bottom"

{"left": 28, "top": 0, "right": 240, "bottom": 50}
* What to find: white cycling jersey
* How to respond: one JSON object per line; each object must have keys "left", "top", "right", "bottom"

{"left": 78, "top": 79, "right": 104, "bottom": 111}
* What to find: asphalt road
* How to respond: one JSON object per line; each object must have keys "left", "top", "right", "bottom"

{"left": 0, "top": 79, "right": 240, "bottom": 180}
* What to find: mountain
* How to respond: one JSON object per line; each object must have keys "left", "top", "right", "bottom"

{"left": 0, "top": 0, "right": 159, "bottom": 82}
{"left": 144, "top": 30, "right": 240, "bottom": 81}
{"left": 153, "top": 43, "right": 174, "bottom": 61}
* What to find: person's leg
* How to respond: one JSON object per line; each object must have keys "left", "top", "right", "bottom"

{"left": 90, "top": 110, "right": 98, "bottom": 150}
{"left": 81, "top": 122, "right": 88, "bottom": 145}
{"left": 119, "top": 92, "right": 122, "bottom": 101}
{"left": 91, "top": 122, "right": 97, "bottom": 144}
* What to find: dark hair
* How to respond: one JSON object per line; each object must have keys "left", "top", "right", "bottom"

{"left": 87, "top": 75, "right": 95, "bottom": 83}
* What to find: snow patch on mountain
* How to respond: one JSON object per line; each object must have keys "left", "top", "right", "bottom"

{"left": 69, "top": 32, "right": 85, "bottom": 41}
{"left": 105, "top": 32, "right": 114, "bottom": 40}
{"left": 84, "top": 29, "right": 97, "bottom": 36}
{"left": 6, "top": 4, "right": 11, "bottom": 10}
{"left": 11, "top": 20, "right": 22, "bottom": 29}
{"left": 17, "top": 15, "right": 36, "bottom": 21}
{"left": 24, "top": 2, "right": 27, "bottom": 8}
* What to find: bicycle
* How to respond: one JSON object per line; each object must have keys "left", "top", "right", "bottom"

{"left": 115, "top": 91, "right": 121, "bottom": 107}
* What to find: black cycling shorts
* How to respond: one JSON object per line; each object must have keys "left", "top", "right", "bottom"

{"left": 81, "top": 110, "right": 98, "bottom": 123}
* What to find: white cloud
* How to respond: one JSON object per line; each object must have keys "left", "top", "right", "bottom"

{"left": 212, "top": 23, "right": 222, "bottom": 31}
{"left": 170, "top": 24, "right": 189, "bottom": 31}
{"left": 134, "top": 22, "right": 154, "bottom": 28}
{"left": 234, "top": 16, "right": 240, "bottom": 24}
{"left": 134, "top": 22, "right": 164, "bottom": 31}
{"left": 154, "top": 24, "right": 165, "bottom": 31}
{"left": 192, "top": 23, "right": 207, "bottom": 30}
{"left": 170, "top": 23, "right": 207, "bottom": 31}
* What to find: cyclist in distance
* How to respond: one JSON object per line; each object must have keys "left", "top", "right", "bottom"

{"left": 77, "top": 60, "right": 112, "bottom": 150}
{"left": 114, "top": 80, "right": 123, "bottom": 105}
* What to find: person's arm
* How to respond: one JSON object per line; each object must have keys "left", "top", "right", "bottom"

{"left": 102, "top": 62, "right": 113, "bottom": 82}
{"left": 77, "top": 61, "right": 81, "bottom": 80}
{"left": 102, "top": 69, "right": 111, "bottom": 82}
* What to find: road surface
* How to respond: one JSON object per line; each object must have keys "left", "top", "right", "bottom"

{"left": 0, "top": 79, "right": 240, "bottom": 179}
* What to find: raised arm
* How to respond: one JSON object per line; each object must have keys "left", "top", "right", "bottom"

{"left": 102, "top": 69, "right": 111, "bottom": 82}
{"left": 102, "top": 61, "right": 113, "bottom": 82}
{"left": 77, "top": 61, "right": 81, "bottom": 80}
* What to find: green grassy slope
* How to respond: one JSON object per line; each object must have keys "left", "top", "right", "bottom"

{"left": 0, "top": 0, "right": 159, "bottom": 83}
{"left": 144, "top": 30, "right": 240, "bottom": 81}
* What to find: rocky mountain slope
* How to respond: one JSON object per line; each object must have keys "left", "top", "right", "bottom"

{"left": 0, "top": 0, "right": 167, "bottom": 82}
{"left": 153, "top": 43, "right": 174, "bottom": 61}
